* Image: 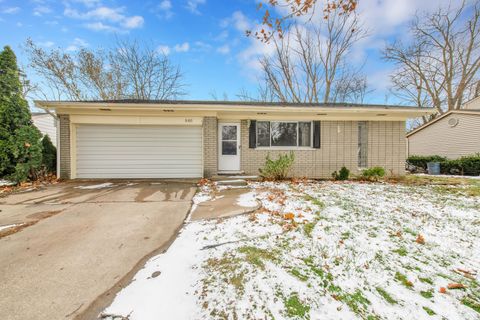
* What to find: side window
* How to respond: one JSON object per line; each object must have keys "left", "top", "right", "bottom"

{"left": 358, "top": 121, "right": 368, "bottom": 168}
{"left": 256, "top": 121, "right": 270, "bottom": 147}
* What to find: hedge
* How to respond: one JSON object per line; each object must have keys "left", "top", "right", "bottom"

{"left": 440, "top": 154, "right": 480, "bottom": 176}
{"left": 407, "top": 155, "right": 447, "bottom": 170}
{"left": 408, "top": 154, "right": 480, "bottom": 176}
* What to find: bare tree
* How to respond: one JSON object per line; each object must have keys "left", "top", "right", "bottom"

{"left": 258, "top": 9, "right": 368, "bottom": 104}
{"left": 249, "top": 0, "right": 357, "bottom": 42}
{"left": 384, "top": 2, "right": 480, "bottom": 117}
{"left": 24, "top": 38, "right": 186, "bottom": 101}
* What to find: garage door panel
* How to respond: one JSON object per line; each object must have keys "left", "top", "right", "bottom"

{"left": 76, "top": 124, "right": 203, "bottom": 178}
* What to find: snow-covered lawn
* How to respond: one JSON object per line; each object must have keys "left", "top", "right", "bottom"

{"left": 102, "top": 179, "right": 480, "bottom": 320}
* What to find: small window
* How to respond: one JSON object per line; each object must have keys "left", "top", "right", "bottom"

{"left": 358, "top": 121, "right": 368, "bottom": 168}
{"left": 298, "top": 122, "right": 311, "bottom": 147}
{"left": 257, "top": 121, "right": 270, "bottom": 147}
{"left": 256, "top": 121, "right": 312, "bottom": 148}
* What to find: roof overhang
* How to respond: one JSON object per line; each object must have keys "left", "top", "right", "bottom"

{"left": 406, "top": 109, "right": 480, "bottom": 137}
{"left": 35, "top": 101, "right": 436, "bottom": 121}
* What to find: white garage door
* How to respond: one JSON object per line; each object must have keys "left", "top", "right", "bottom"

{"left": 76, "top": 124, "right": 202, "bottom": 178}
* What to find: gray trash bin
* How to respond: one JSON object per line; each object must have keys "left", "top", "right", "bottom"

{"left": 427, "top": 162, "right": 441, "bottom": 175}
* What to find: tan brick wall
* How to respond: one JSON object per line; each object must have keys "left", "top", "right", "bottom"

{"left": 203, "top": 117, "right": 218, "bottom": 177}
{"left": 239, "top": 120, "right": 406, "bottom": 178}
{"left": 58, "top": 114, "right": 71, "bottom": 179}
{"left": 368, "top": 121, "right": 406, "bottom": 175}
{"left": 57, "top": 116, "right": 405, "bottom": 179}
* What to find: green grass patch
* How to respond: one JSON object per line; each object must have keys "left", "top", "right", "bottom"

{"left": 290, "top": 268, "right": 309, "bottom": 281}
{"left": 304, "top": 195, "right": 325, "bottom": 209}
{"left": 284, "top": 293, "right": 310, "bottom": 318}
{"left": 376, "top": 287, "right": 397, "bottom": 304}
{"left": 237, "top": 246, "right": 277, "bottom": 270}
{"left": 462, "top": 296, "right": 480, "bottom": 314}
{"left": 303, "top": 257, "right": 325, "bottom": 278}
{"left": 341, "top": 231, "right": 351, "bottom": 240}
{"left": 339, "top": 290, "right": 371, "bottom": 315}
{"left": 398, "top": 175, "right": 477, "bottom": 186}
{"left": 423, "top": 306, "right": 436, "bottom": 316}
{"left": 420, "top": 290, "right": 434, "bottom": 299}
{"left": 419, "top": 277, "right": 434, "bottom": 285}
{"left": 393, "top": 247, "right": 408, "bottom": 257}
{"left": 205, "top": 255, "right": 245, "bottom": 293}
{"left": 403, "top": 227, "right": 417, "bottom": 236}
{"left": 395, "top": 272, "right": 413, "bottom": 288}
{"left": 303, "top": 222, "right": 316, "bottom": 237}
{"left": 434, "top": 185, "right": 480, "bottom": 197}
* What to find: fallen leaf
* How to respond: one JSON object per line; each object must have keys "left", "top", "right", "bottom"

{"left": 283, "top": 212, "right": 295, "bottom": 220}
{"left": 447, "top": 283, "right": 466, "bottom": 290}
{"left": 439, "top": 287, "right": 447, "bottom": 294}
{"left": 416, "top": 234, "right": 425, "bottom": 244}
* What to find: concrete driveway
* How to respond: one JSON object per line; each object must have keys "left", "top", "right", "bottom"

{"left": 0, "top": 180, "right": 197, "bottom": 320}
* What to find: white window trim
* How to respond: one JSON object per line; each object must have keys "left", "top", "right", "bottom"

{"left": 256, "top": 120, "right": 314, "bottom": 149}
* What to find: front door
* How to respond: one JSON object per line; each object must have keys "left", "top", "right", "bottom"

{"left": 218, "top": 123, "right": 241, "bottom": 172}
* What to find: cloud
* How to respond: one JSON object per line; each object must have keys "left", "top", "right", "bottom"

{"left": 174, "top": 42, "right": 190, "bottom": 52}
{"left": 156, "top": 0, "right": 173, "bottom": 19}
{"left": 194, "top": 41, "right": 212, "bottom": 52}
{"left": 66, "top": 37, "right": 89, "bottom": 51}
{"left": 221, "top": 11, "right": 251, "bottom": 32}
{"left": 217, "top": 44, "right": 230, "bottom": 55}
{"left": 122, "top": 15, "right": 144, "bottom": 28}
{"left": 70, "top": 0, "right": 101, "bottom": 8}
{"left": 157, "top": 42, "right": 191, "bottom": 55}
{"left": 2, "top": 6, "right": 20, "bottom": 14}
{"left": 185, "top": 0, "right": 206, "bottom": 14}
{"left": 84, "top": 21, "right": 118, "bottom": 32}
{"left": 64, "top": 5, "right": 144, "bottom": 32}
{"left": 33, "top": 5, "right": 52, "bottom": 16}
{"left": 157, "top": 45, "right": 171, "bottom": 55}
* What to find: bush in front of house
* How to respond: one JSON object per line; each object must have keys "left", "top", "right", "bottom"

{"left": 360, "top": 166, "right": 386, "bottom": 181}
{"left": 440, "top": 153, "right": 480, "bottom": 176}
{"left": 407, "top": 155, "right": 448, "bottom": 171}
{"left": 259, "top": 152, "right": 295, "bottom": 180}
{"left": 41, "top": 135, "right": 56, "bottom": 174}
{"left": 0, "top": 46, "right": 43, "bottom": 183}
{"left": 332, "top": 166, "right": 350, "bottom": 181}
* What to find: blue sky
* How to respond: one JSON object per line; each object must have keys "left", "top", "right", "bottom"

{"left": 0, "top": 0, "right": 467, "bottom": 106}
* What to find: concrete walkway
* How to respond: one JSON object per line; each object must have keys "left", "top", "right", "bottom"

{"left": 190, "top": 187, "right": 261, "bottom": 221}
{"left": 0, "top": 180, "right": 196, "bottom": 320}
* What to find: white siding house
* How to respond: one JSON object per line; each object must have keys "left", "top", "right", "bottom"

{"left": 32, "top": 113, "right": 57, "bottom": 147}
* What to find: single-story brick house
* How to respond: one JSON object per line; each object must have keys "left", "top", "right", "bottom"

{"left": 35, "top": 100, "right": 433, "bottom": 179}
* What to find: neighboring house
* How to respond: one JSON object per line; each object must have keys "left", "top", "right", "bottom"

{"left": 32, "top": 112, "right": 57, "bottom": 147}
{"left": 407, "top": 97, "right": 480, "bottom": 159}
{"left": 35, "top": 100, "right": 432, "bottom": 180}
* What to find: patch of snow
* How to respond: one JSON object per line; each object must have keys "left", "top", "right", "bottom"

{"left": 0, "top": 179, "right": 15, "bottom": 186}
{"left": 103, "top": 180, "right": 480, "bottom": 320}
{"left": 0, "top": 224, "right": 21, "bottom": 232}
{"left": 102, "top": 222, "right": 207, "bottom": 320}
{"left": 75, "top": 182, "right": 114, "bottom": 190}
{"left": 216, "top": 179, "right": 246, "bottom": 183}
{"left": 236, "top": 191, "right": 258, "bottom": 207}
